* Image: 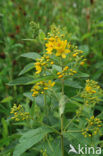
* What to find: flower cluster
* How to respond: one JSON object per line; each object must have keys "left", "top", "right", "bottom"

{"left": 45, "top": 35, "right": 85, "bottom": 64}
{"left": 32, "top": 29, "right": 87, "bottom": 100}
{"left": 34, "top": 27, "right": 86, "bottom": 79}
{"left": 57, "top": 66, "right": 69, "bottom": 79}
{"left": 57, "top": 66, "right": 77, "bottom": 79}
{"left": 35, "top": 55, "right": 54, "bottom": 74}
{"left": 82, "top": 116, "right": 102, "bottom": 137}
{"left": 45, "top": 37, "right": 70, "bottom": 58}
{"left": 10, "top": 104, "right": 30, "bottom": 121}
{"left": 81, "top": 80, "right": 103, "bottom": 105}
{"left": 31, "top": 80, "right": 55, "bottom": 97}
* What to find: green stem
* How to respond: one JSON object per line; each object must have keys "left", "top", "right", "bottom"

{"left": 61, "top": 78, "right": 64, "bottom": 156}
{"left": 61, "top": 114, "right": 64, "bottom": 156}
{"left": 44, "top": 93, "right": 47, "bottom": 115}
{"left": 62, "top": 79, "right": 64, "bottom": 95}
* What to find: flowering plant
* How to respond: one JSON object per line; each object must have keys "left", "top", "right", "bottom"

{"left": 8, "top": 25, "right": 103, "bottom": 156}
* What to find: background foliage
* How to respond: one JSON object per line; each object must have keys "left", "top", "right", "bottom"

{"left": 0, "top": 0, "right": 103, "bottom": 156}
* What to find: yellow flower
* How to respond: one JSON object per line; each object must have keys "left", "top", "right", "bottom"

{"left": 73, "top": 70, "right": 77, "bottom": 74}
{"left": 85, "top": 86, "right": 92, "bottom": 92}
{"left": 46, "top": 51, "right": 52, "bottom": 55}
{"left": 63, "top": 66, "right": 69, "bottom": 71}
{"left": 73, "top": 53, "right": 78, "bottom": 57}
{"left": 45, "top": 40, "right": 54, "bottom": 54}
{"left": 91, "top": 116, "right": 94, "bottom": 120}
{"left": 68, "top": 43, "right": 71, "bottom": 48}
{"left": 32, "top": 90, "right": 39, "bottom": 96}
{"left": 10, "top": 104, "right": 30, "bottom": 121}
{"left": 70, "top": 69, "right": 73, "bottom": 71}
{"left": 58, "top": 75, "right": 63, "bottom": 78}
{"left": 44, "top": 87, "right": 48, "bottom": 90}
{"left": 44, "top": 38, "right": 48, "bottom": 40}
{"left": 93, "top": 131, "right": 97, "bottom": 135}
{"left": 55, "top": 39, "right": 70, "bottom": 58}
{"left": 41, "top": 91, "right": 44, "bottom": 94}
{"left": 35, "top": 62, "right": 42, "bottom": 74}
{"left": 31, "top": 80, "right": 55, "bottom": 97}
{"left": 57, "top": 72, "right": 61, "bottom": 75}
{"left": 46, "top": 56, "right": 50, "bottom": 59}
{"left": 41, "top": 62, "right": 46, "bottom": 66}
{"left": 51, "top": 61, "right": 54, "bottom": 65}
{"left": 92, "top": 90, "right": 96, "bottom": 93}
{"left": 46, "top": 80, "right": 55, "bottom": 87}
{"left": 80, "top": 62, "right": 85, "bottom": 65}
{"left": 49, "top": 37, "right": 55, "bottom": 42}
{"left": 33, "top": 85, "right": 40, "bottom": 90}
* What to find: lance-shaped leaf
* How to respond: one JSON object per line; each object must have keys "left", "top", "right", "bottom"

{"left": 13, "top": 127, "right": 53, "bottom": 156}
{"left": 64, "top": 80, "right": 82, "bottom": 89}
{"left": 23, "top": 92, "right": 34, "bottom": 101}
{"left": 8, "top": 75, "right": 57, "bottom": 86}
{"left": 19, "top": 63, "right": 34, "bottom": 76}
{"left": 7, "top": 76, "right": 34, "bottom": 86}
{"left": 21, "top": 52, "right": 41, "bottom": 60}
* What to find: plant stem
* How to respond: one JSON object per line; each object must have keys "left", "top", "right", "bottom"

{"left": 61, "top": 78, "right": 64, "bottom": 156}
{"left": 44, "top": 93, "right": 47, "bottom": 115}
{"left": 62, "top": 79, "right": 64, "bottom": 95}
{"left": 61, "top": 114, "right": 64, "bottom": 156}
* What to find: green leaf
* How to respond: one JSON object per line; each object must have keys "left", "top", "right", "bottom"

{"left": 79, "top": 45, "right": 89, "bottom": 55}
{"left": 64, "top": 80, "right": 82, "bottom": 89}
{"left": 95, "top": 61, "right": 103, "bottom": 69}
{"left": 8, "top": 75, "right": 56, "bottom": 86}
{"left": 35, "top": 138, "right": 61, "bottom": 156}
{"left": 1, "top": 118, "right": 8, "bottom": 139}
{"left": 63, "top": 131, "right": 92, "bottom": 149}
{"left": 94, "top": 21, "right": 103, "bottom": 28}
{"left": 52, "top": 65, "right": 62, "bottom": 72}
{"left": 13, "top": 127, "right": 53, "bottom": 156}
{"left": 11, "top": 43, "right": 24, "bottom": 49}
{"left": 1, "top": 96, "right": 13, "bottom": 103}
{"left": 0, "top": 134, "right": 20, "bottom": 148}
{"left": 29, "top": 75, "right": 57, "bottom": 85}
{"left": 75, "top": 72, "right": 89, "bottom": 78}
{"left": 22, "top": 39, "right": 35, "bottom": 42}
{"left": 65, "top": 99, "right": 81, "bottom": 113}
{"left": 8, "top": 76, "right": 34, "bottom": 86}
{"left": 23, "top": 92, "right": 34, "bottom": 101}
{"left": 19, "top": 63, "right": 34, "bottom": 76}
{"left": 50, "top": 140, "right": 61, "bottom": 156}
{"left": 0, "top": 105, "right": 10, "bottom": 114}
{"left": 39, "top": 29, "right": 45, "bottom": 42}
{"left": 21, "top": 52, "right": 41, "bottom": 60}
{"left": 81, "top": 32, "right": 93, "bottom": 41}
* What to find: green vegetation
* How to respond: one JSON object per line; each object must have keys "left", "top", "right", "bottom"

{"left": 0, "top": 0, "right": 103, "bottom": 156}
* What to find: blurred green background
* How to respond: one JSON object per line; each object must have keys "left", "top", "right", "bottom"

{"left": 0, "top": 0, "right": 103, "bottom": 154}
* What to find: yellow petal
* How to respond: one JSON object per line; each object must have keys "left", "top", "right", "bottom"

{"left": 62, "top": 54, "right": 66, "bottom": 58}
